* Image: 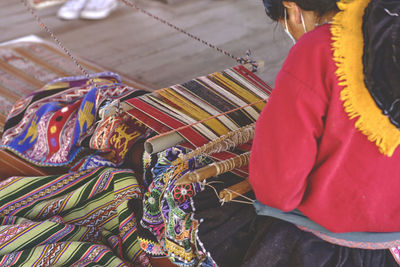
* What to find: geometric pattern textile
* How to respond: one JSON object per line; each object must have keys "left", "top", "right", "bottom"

{"left": 0, "top": 167, "right": 150, "bottom": 267}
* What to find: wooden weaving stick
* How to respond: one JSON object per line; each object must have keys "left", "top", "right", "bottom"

{"left": 219, "top": 180, "right": 252, "bottom": 202}
{"left": 175, "top": 152, "right": 250, "bottom": 185}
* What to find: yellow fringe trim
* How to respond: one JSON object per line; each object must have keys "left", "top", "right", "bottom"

{"left": 331, "top": 0, "right": 400, "bottom": 157}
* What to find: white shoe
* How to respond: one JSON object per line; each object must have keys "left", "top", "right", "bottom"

{"left": 57, "top": 0, "right": 87, "bottom": 20}
{"left": 80, "top": 0, "right": 118, "bottom": 20}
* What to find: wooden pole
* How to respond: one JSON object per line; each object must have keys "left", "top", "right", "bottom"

{"left": 175, "top": 152, "right": 250, "bottom": 185}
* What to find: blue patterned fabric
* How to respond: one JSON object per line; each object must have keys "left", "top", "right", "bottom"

{"left": 1, "top": 72, "right": 147, "bottom": 167}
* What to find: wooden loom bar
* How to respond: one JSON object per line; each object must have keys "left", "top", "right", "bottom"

{"left": 219, "top": 180, "right": 252, "bottom": 202}
{"left": 172, "top": 123, "right": 255, "bottom": 165}
{"left": 175, "top": 152, "right": 250, "bottom": 185}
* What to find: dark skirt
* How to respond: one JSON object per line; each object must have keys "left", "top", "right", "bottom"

{"left": 242, "top": 216, "right": 398, "bottom": 267}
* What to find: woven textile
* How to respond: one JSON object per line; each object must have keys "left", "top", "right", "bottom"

{"left": 125, "top": 65, "right": 270, "bottom": 146}
{"left": 0, "top": 167, "right": 150, "bottom": 266}
{"left": 1, "top": 72, "right": 148, "bottom": 167}
{"left": 125, "top": 65, "right": 271, "bottom": 176}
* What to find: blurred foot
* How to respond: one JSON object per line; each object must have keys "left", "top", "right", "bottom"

{"left": 80, "top": 0, "right": 118, "bottom": 20}
{"left": 57, "top": 0, "right": 87, "bottom": 20}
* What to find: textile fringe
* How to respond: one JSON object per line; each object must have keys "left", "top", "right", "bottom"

{"left": 331, "top": 0, "right": 400, "bottom": 156}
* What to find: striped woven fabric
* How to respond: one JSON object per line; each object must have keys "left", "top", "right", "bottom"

{"left": 0, "top": 167, "right": 150, "bottom": 266}
{"left": 125, "top": 65, "right": 271, "bottom": 176}
{"left": 126, "top": 65, "right": 270, "bottom": 146}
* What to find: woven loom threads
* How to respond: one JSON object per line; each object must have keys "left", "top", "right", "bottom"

{"left": 173, "top": 123, "right": 255, "bottom": 165}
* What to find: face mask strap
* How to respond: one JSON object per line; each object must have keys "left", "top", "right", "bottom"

{"left": 284, "top": 8, "right": 308, "bottom": 44}
{"left": 300, "top": 11, "right": 307, "bottom": 32}
{"left": 284, "top": 8, "right": 297, "bottom": 44}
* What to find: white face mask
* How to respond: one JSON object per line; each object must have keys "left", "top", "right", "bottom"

{"left": 284, "top": 8, "right": 307, "bottom": 44}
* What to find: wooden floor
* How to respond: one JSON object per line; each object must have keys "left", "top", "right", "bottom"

{"left": 1, "top": 0, "right": 292, "bottom": 90}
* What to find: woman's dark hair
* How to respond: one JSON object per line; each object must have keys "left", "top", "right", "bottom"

{"left": 263, "top": 0, "right": 340, "bottom": 21}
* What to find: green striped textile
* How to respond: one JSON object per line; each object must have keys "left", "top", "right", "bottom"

{"left": 0, "top": 167, "right": 149, "bottom": 266}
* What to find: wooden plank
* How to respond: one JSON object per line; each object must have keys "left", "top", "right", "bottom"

{"left": 0, "top": 150, "right": 62, "bottom": 179}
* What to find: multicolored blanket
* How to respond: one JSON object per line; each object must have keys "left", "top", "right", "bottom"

{"left": 0, "top": 167, "right": 149, "bottom": 266}
{"left": 1, "top": 72, "right": 149, "bottom": 168}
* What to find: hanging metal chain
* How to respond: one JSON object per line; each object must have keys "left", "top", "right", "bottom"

{"left": 119, "top": 0, "right": 256, "bottom": 67}
{"left": 21, "top": 0, "right": 93, "bottom": 83}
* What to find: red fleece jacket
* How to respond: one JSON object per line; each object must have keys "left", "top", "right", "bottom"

{"left": 249, "top": 24, "right": 400, "bottom": 233}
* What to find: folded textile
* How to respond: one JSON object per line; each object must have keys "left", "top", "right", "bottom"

{"left": 0, "top": 167, "right": 150, "bottom": 266}
{"left": 1, "top": 72, "right": 148, "bottom": 167}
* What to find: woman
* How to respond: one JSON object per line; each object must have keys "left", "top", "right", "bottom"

{"left": 249, "top": 0, "right": 400, "bottom": 266}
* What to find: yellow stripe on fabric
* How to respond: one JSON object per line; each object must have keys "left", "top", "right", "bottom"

{"left": 52, "top": 242, "right": 71, "bottom": 265}
{"left": 157, "top": 88, "right": 230, "bottom": 136}
{"left": 36, "top": 192, "right": 73, "bottom": 219}
{"left": 31, "top": 244, "right": 49, "bottom": 267}
{"left": 224, "top": 69, "right": 270, "bottom": 99}
{"left": 0, "top": 221, "right": 57, "bottom": 253}
{"left": 64, "top": 199, "right": 116, "bottom": 225}
{"left": 24, "top": 180, "right": 105, "bottom": 219}
{"left": 144, "top": 94, "right": 218, "bottom": 140}
{"left": 173, "top": 85, "right": 239, "bottom": 131}
{"left": 210, "top": 73, "right": 265, "bottom": 112}
{"left": 197, "top": 77, "right": 260, "bottom": 121}
{"left": 331, "top": 0, "right": 400, "bottom": 156}
{"left": 31, "top": 242, "right": 127, "bottom": 266}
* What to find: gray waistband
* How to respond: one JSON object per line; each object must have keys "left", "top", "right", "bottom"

{"left": 254, "top": 201, "right": 400, "bottom": 245}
